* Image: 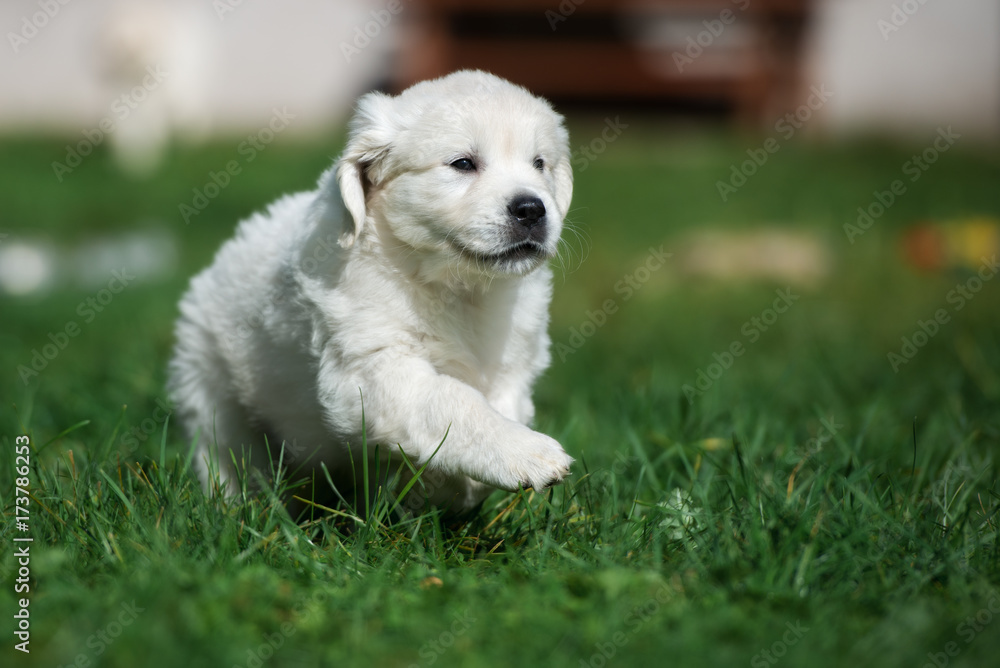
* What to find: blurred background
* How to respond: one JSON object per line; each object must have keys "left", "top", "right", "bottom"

{"left": 2, "top": 0, "right": 999, "bottom": 138}
{"left": 1, "top": 0, "right": 998, "bottom": 290}
{"left": 1, "top": 0, "right": 998, "bottom": 433}
{"left": 4, "top": 5, "right": 1000, "bottom": 665}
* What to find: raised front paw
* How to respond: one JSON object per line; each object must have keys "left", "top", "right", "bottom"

{"left": 489, "top": 428, "right": 574, "bottom": 493}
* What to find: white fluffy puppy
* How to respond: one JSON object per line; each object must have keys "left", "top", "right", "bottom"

{"left": 169, "top": 71, "right": 574, "bottom": 513}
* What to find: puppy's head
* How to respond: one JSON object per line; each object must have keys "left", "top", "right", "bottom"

{"left": 336, "top": 70, "right": 573, "bottom": 279}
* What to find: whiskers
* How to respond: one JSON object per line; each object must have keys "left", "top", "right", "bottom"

{"left": 552, "top": 213, "right": 590, "bottom": 278}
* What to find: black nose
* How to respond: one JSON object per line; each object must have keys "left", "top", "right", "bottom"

{"left": 508, "top": 195, "right": 546, "bottom": 228}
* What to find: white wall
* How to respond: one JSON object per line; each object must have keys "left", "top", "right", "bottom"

{"left": 2, "top": 0, "right": 998, "bottom": 142}
{"left": 0, "top": 0, "right": 397, "bottom": 135}
{"left": 808, "top": 0, "right": 1000, "bottom": 140}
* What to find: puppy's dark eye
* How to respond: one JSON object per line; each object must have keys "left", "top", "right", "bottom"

{"left": 533, "top": 157, "right": 545, "bottom": 171}
{"left": 450, "top": 158, "right": 476, "bottom": 172}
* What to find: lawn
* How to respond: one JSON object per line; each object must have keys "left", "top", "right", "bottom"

{"left": 2, "top": 118, "right": 999, "bottom": 668}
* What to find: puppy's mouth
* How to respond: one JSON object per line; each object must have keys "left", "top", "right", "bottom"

{"left": 458, "top": 240, "right": 550, "bottom": 270}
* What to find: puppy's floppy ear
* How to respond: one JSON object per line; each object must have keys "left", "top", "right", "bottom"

{"left": 553, "top": 153, "right": 574, "bottom": 221}
{"left": 335, "top": 91, "right": 396, "bottom": 248}
{"left": 549, "top": 118, "right": 574, "bottom": 220}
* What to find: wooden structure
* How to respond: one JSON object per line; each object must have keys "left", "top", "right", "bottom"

{"left": 393, "top": 0, "right": 813, "bottom": 122}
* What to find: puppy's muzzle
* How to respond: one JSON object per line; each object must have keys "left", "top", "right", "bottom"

{"left": 507, "top": 194, "right": 547, "bottom": 244}
{"left": 508, "top": 194, "right": 546, "bottom": 228}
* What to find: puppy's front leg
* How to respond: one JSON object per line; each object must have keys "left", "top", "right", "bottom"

{"left": 324, "top": 354, "right": 572, "bottom": 492}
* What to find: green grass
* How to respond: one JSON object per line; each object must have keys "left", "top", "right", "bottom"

{"left": 2, "top": 121, "right": 999, "bottom": 668}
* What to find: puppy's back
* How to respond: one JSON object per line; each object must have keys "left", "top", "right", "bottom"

{"left": 168, "top": 190, "right": 319, "bottom": 478}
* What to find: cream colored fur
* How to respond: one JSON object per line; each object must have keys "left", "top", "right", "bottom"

{"left": 168, "top": 71, "right": 574, "bottom": 513}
